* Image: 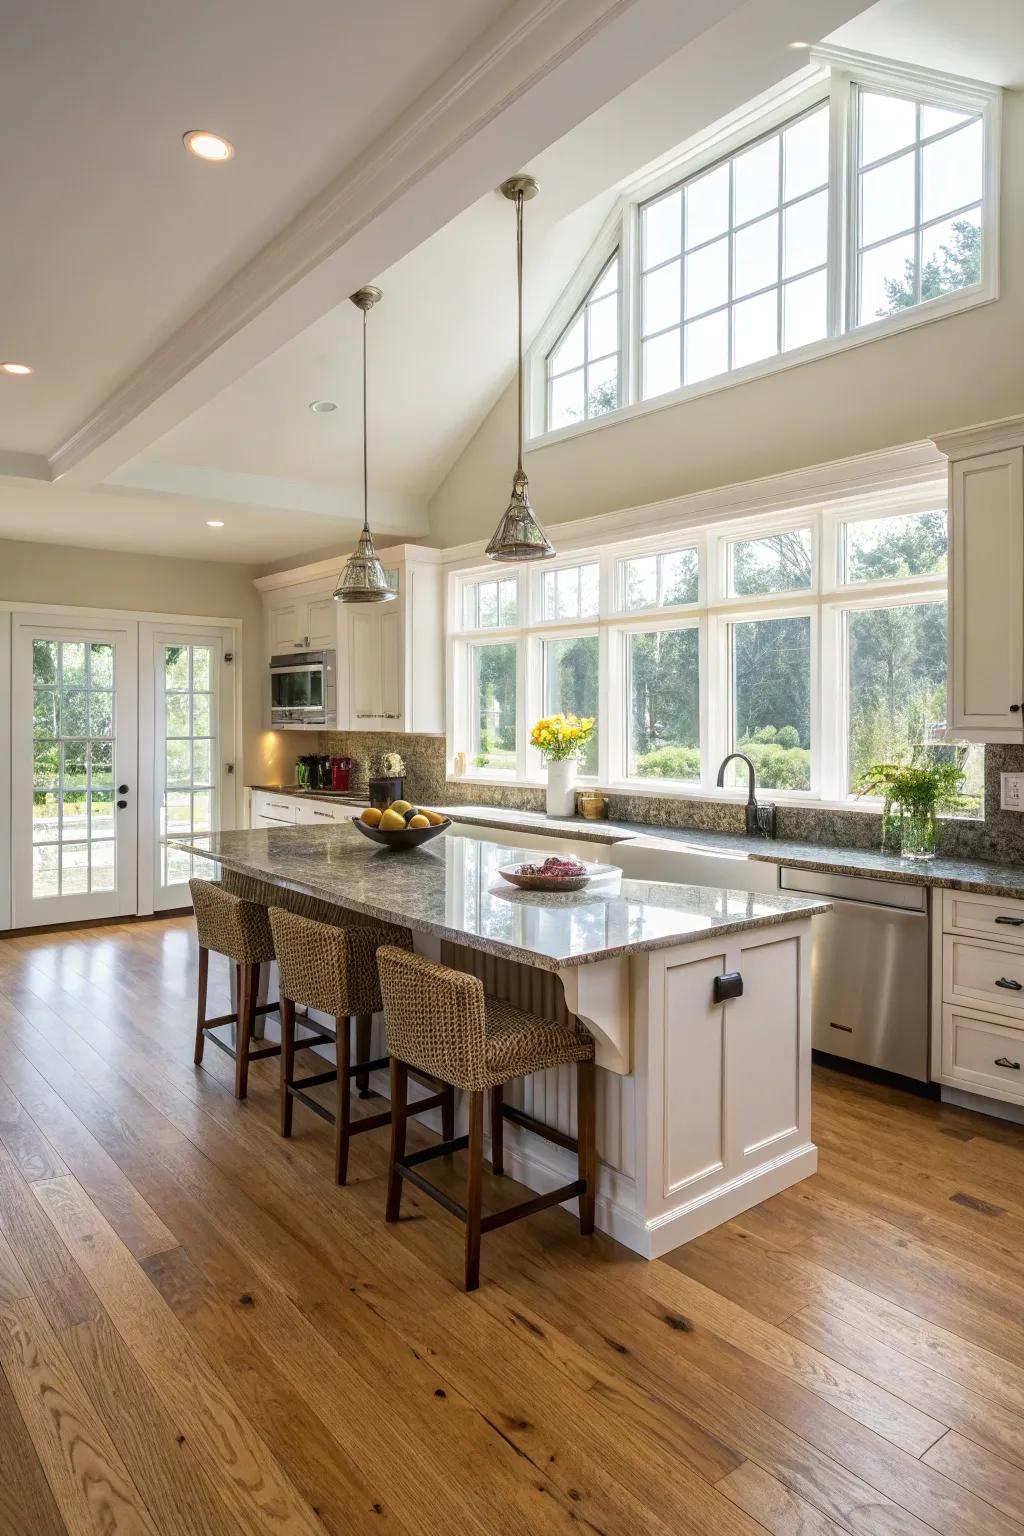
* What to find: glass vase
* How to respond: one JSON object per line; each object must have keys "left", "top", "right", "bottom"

{"left": 894, "top": 802, "right": 937, "bottom": 860}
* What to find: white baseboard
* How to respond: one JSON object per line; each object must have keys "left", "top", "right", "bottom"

{"left": 644, "top": 1143, "right": 819, "bottom": 1259}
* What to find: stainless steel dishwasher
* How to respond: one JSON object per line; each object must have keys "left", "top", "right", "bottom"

{"left": 778, "top": 866, "right": 930, "bottom": 1083}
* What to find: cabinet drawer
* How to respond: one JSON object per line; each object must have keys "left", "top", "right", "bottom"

{"left": 943, "top": 934, "right": 1024, "bottom": 1018}
{"left": 943, "top": 889, "right": 1024, "bottom": 944}
{"left": 296, "top": 800, "right": 347, "bottom": 825}
{"left": 941, "top": 1005, "right": 1024, "bottom": 1104}
{"left": 251, "top": 793, "right": 297, "bottom": 825}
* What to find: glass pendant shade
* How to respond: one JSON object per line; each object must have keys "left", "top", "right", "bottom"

{"left": 333, "top": 526, "right": 394, "bottom": 602}
{"left": 487, "top": 175, "right": 555, "bottom": 564}
{"left": 485, "top": 470, "right": 554, "bottom": 561}
{"left": 334, "top": 286, "right": 397, "bottom": 603}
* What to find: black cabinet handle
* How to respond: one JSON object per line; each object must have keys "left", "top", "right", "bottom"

{"left": 118, "top": 784, "right": 129, "bottom": 794}
{"left": 116, "top": 799, "right": 127, "bottom": 810}
{"left": 1012, "top": 704, "right": 1022, "bottom": 713}
{"left": 995, "top": 915, "right": 1024, "bottom": 926}
{"left": 995, "top": 1056, "right": 1021, "bottom": 1070}
{"left": 995, "top": 977, "right": 1022, "bottom": 991}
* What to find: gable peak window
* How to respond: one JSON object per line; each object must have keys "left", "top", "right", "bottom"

{"left": 546, "top": 253, "right": 620, "bottom": 431}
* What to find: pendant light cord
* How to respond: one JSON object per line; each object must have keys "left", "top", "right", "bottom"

{"left": 361, "top": 305, "right": 370, "bottom": 533}
{"left": 516, "top": 188, "right": 524, "bottom": 480}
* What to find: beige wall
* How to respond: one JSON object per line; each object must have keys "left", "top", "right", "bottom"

{"left": 0, "top": 538, "right": 289, "bottom": 792}
{"left": 430, "top": 91, "right": 1024, "bottom": 546}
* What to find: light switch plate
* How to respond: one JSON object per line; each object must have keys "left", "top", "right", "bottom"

{"left": 1001, "top": 773, "right": 1024, "bottom": 811}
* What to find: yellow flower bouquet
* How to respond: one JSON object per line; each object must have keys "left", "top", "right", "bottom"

{"left": 530, "top": 713, "right": 596, "bottom": 764}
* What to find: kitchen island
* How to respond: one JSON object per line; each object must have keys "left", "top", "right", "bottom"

{"left": 175, "top": 823, "right": 829, "bottom": 1257}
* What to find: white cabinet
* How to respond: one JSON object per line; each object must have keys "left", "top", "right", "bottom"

{"left": 294, "top": 798, "right": 349, "bottom": 826}
{"left": 266, "top": 586, "right": 338, "bottom": 654}
{"left": 933, "top": 888, "right": 1024, "bottom": 1108}
{"left": 934, "top": 420, "right": 1024, "bottom": 742}
{"left": 338, "top": 545, "right": 443, "bottom": 733}
{"left": 251, "top": 791, "right": 299, "bottom": 827}
{"left": 255, "top": 544, "right": 442, "bottom": 736}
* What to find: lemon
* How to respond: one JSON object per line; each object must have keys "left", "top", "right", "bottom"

{"left": 389, "top": 799, "right": 412, "bottom": 814}
{"left": 423, "top": 809, "right": 445, "bottom": 826}
{"left": 408, "top": 814, "right": 429, "bottom": 828}
{"left": 379, "top": 808, "right": 407, "bottom": 831}
{"left": 360, "top": 807, "right": 382, "bottom": 826}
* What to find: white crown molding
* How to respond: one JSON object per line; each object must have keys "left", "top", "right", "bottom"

{"left": 0, "top": 451, "right": 50, "bottom": 483}
{"left": 931, "top": 414, "right": 1024, "bottom": 460}
{"left": 48, "top": 0, "right": 739, "bottom": 490}
{"left": 439, "top": 437, "right": 947, "bottom": 565}
{"left": 254, "top": 541, "right": 441, "bottom": 592}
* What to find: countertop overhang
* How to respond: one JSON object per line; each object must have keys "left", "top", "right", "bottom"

{"left": 173, "top": 823, "right": 829, "bottom": 972}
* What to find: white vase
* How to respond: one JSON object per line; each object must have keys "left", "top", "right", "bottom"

{"left": 546, "top": 758, "right": 577, "bottom": 817}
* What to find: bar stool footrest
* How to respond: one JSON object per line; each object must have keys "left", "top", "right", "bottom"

{"left": 500, "top": 1102, "right": 579, "bottom": 1155}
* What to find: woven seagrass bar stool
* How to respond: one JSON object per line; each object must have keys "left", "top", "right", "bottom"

{"left": 377, "top": 945, "right": 597, "bottom": 1292}
{"left": 189, "top": 877, "right": 293, "bottom": 1100}
{"left": 268, "top": 907, "right": 456, "bottom": 1185}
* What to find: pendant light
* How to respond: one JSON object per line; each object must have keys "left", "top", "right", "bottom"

{"left": 485, "top": 175, "right": 555, "bottom": 563}
{"left": 333, "top": 286, "right": 397, "bottom": 603}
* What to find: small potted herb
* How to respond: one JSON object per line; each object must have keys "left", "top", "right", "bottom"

{"left": 857, "top": 756, "right": 968, "bottom": 859}
{"left": 369, "top": 750, "right": 406, "bottom": 810}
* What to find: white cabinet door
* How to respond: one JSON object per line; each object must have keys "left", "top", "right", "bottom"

{"left": 305, "top": 596, "right": 337, "bottom": 650}
{"left": 380, "top": 607, "right": 402, "bottom": 723}
{"left": 349, "top": 610, "right": 382, "bottom": 724}
{"left": 250, "top": 791, "right": 298, "bottom": 827}
{"left": 269, "top": 602, "right": 305, "bottom": 651}
{"left": 949, "top": 448, "right": 1024, "bottom": 740}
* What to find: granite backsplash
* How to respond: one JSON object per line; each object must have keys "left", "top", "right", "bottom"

{"left": 316, "top": 732, "right": 1024, "bottom": 865}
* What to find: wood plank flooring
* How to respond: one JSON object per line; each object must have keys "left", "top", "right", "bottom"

{"left": 0, "top": 916, "right": 1023, "bottom": 1534}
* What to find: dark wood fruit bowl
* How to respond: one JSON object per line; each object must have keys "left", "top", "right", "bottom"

{"left": 351, "top": 816, "right": 450, "bottom": 850}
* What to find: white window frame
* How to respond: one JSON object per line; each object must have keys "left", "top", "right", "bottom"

{"left": 446, "top": 489, "right": 976, "bottom": 815}
{"left": 545, "top": 251, "right": 623, "bottom": 432}
{"left": 526, "top": 48, "right": 1000, "bottom": 449}
{"left": 617, "top": 541, "right": 702, "bottom": 614}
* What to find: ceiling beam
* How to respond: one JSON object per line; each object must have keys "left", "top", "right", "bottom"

{"left": 48, "top": 0, "right": 748, "bottom": 487}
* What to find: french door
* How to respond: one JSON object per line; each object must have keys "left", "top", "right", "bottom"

{"left": 9, "top": 613, "right": 238, "bottom": 928}
{"left": 12, "top": 616, "right": 139, "bottom": 926}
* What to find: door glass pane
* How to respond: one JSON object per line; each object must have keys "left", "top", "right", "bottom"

{"left": 628, "top": 628, "right": 700, "bottom": 781}
{"left": 543, "top": 637, "right": 598, "bottom": 775}
{"left": 159, "top": 643, "right": 219, "bottom": 889}
{"left": 29, "top": 633, "right": 121, "bottom": 901}
{"left": 729, "top": 616, "right": 811, "bottom": 790}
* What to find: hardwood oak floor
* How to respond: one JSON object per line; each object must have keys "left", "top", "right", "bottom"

{"left": 0, "top": 916, "right": 1023, "bottom": 1534}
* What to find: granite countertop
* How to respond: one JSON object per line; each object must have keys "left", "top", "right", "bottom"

{"left": 247, "top": 788, "right": 1024, "bottom": 901}
{"left": 173, "top": 824, "right": 829, "bottom": 971}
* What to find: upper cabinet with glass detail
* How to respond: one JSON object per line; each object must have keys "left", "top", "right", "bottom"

{"left": 534, "top": 54, "right": 998, "bottom": 438}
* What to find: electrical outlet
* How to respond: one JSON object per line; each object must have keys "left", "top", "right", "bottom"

{"left": 1001, "top": 773, "right": 1024, "bottom": 811}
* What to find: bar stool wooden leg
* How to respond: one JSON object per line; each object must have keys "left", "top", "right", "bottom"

{"left": 489, "top": 1085, "right": 504, "bottom": 1176}
{"left": 354, "top": 1013, "right": 372, "bottom": 1098}
{"left": 465, "top": 1090, "right": 485, "bottom": 1292}
{"left": 577, "top": 1057, "right": 596, "bottom": 1236}
{"left": 335, "top": 1013, "right": 351, "bottom": 1186}
{"left": 194, "top": 946, "right": 209, "bottom": 1065}
{"left": 280, "top": 996, "right": 296, "bottom": 1136}
{"left": 442, "top": 1085, "right": 456, "bottom": 1143}
{"left": 386, "top": 1059, "right": 409, "bottom": 1222}
{"left": 234, "top": 962, "right": 258, "bottom": 1100}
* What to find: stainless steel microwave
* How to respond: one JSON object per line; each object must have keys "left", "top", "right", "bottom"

{"left": 269, "top": 650, "right": 336, "bottom": 728}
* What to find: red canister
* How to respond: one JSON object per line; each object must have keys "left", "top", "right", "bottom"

{"left": 330, "top": 755, "right": 352, "bottom": 791}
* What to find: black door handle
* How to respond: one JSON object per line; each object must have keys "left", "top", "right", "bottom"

{"left": 116, "top": 799, "right": 127, "bottom": 810}
{"left": 995, "top": 977, "right": 1022, "bottom": 991}
{"left": 118, "top": 784, "right": 129, "bottom": 794}
{"left": 995, "top": 1056, "right": 1021, "bottom": 1070}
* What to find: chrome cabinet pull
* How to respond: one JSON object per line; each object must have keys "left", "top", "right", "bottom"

{"left": 994, "top": 976, "right": 1022, "bottom": 991}
{"left": 994, "top": 1056, "right": 1021, "bottom": 1070}
{"left": 995, "top": 915, "right": 1024, "bottom": 926}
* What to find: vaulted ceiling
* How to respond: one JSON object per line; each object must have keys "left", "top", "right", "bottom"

{"left": 4, "top": 0, "right": 1013, "bottom": 565}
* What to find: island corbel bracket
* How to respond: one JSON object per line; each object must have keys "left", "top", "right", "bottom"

{"left": 558, "top": 955, "right": 631, "bottom": 1075}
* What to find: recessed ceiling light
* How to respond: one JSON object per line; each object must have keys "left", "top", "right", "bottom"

{"left": 1, "top": 361, "right": 32, "bottom": 375}
{"left": 310, "top": 399, "right": 338, "bottom": 413}
{"left": 788, "top": 39, "right": 810, "bottom": 48}
{"left": 183, "top": 130, "right": 235, "bottom": 162}
{"left": 206, "top": 519, "right": 225, "bottom": 528}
